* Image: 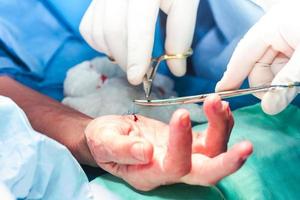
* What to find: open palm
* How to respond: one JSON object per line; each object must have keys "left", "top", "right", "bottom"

{"left": 85, "top": 95, "right": 252, "bottom": 191}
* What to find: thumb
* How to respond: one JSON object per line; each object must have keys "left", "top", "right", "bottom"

{"left": 261, "top": 47, "right": 300, "bottom": 115}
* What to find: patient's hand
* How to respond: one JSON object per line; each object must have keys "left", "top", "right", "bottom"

{"left": 85, "top": 95, "right": 252, "bottom": 191}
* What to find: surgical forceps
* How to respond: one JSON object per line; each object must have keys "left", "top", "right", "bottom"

{"left": 143, "top": 49, "right": 193, "bottom": 99}
{"left": 134, "top": 82, "right": 300, "bottom": 106}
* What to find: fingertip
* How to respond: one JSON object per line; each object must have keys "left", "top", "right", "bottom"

{"left": 204, "top": 94, "right": 221, "bottom": 105}
{"left": 171, "top": 109, "right": 190, "bottom": 125}
{"left": 240, "top": 141, "right": 253, "bottom": 157}
{"left": 261, "top": 104, "right": 281, "bottom": 115}
{"left": 215, "top": 81, "right": 222, "bottom": 92}
{"left": 203, "top": 94, "right": 222, "bottom": 113}
{"left": 261, "top": 91, "right": 288, "bottom": 115}
{"left": 203, "top": 95, "right": 231, "bottom": 133}
{"left": 202, "top": 141, "right": 253, "bottom": 185}
{"left": 215, "top": 75, "right": 242, "bottom": 92}
{"left": 127, "top": 66, "right": 145, "bottom": 85}
{"left": 173, "top": 108, "right": 190, "bottom": 118}
{"left": 169, "top": 109, "right": 193, "bottom": 145}
{"left": 232, "top": 141, "right": 253, "bottom": 162}
{"left": 180, "top": 111, "right": 191, "bottom": 128}
{"left": 219, "top": 141, "right": 253, "bottom": 176}
{"left": 167, "top": 59, "right": 187, "bottom": 77}
{"left": 215, "top": 79, "right": 230, "bottom": 92}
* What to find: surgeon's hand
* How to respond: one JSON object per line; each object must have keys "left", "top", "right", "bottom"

{"left": 216, "top": 1, "right": 300, "bottom": 115}
{"left": 85, "top": 95, "right": 252, "bottom": 191}
{"left": 80, "top": 0, "right": 199, "bottom": 85}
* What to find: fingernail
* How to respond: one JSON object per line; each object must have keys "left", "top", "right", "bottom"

{"left": 226, "top": 103, "right": 231, "bottom": 115}
{"left": 131, "top": 143, "right": 146, "bottom": 162}
{"left": 241, "top": 155, "right": 249, "bottom": 162}
{"left": 222, "top": 101, "right": 230, "bottom": 113}
{"left": 180, "top": 113, "right": 190, "bottom": 128}
{"left": 213, "top": 99, "right": 222, "bottom": 111}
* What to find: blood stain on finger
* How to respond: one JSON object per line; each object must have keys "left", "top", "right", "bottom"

{"left": 133, "top": 114, "right": 138, "bottom": 122}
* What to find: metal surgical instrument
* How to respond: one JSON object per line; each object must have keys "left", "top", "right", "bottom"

{"left": 134, "top": 82, "right": 300, "bottom": 106}
{"left": 143, "top": 49, "right": 193, "bottom": 99}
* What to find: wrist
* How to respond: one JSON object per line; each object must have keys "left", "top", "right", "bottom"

{"left": 71, "top": 117, "right": 98, "bottom": 166}
{"left": 0, "top": 76, "right": 98, "bottom": 166}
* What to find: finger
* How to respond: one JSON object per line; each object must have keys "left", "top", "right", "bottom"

{"left": 216, "top": 13, "right": 293, "bottom": 92}
{"left": 164, "top": 109, "right": 192, "bottom": 178}
{"left": 79, "top": 0, "right": 99, "bottom": 50}
{"left": 248, "top": 52, "right": 288, "bottom": 99}
{"left": 194, "top": 95, "right": 233, "bottom": 157}
{"left": 261, "top": 47, "right": 300, "bottom": 115}
{"left": 204, "top": 95, "right": 232, "bottom": 155}
{"left": 216, "top": 22, "right": 270, "bottom": 91}
{"left": 80, "top": 0, "right": 112, "bottom": 56}
{"left": 104, "top": 0, "right": 128, "bottom": 70}
{"left": 247, "top": 48, "right": 278, "bottom": 99}
{"left": 203, "top": 141, "right": 252, "bottom": 185}
{"left": 127, "top": 0, "right": 160, "bottom": 85}
{"left": 162, "top": 0, "right": 199, "bottom": 76}
{"left": 182, "top": 141, "right": 253, "bottom": 186}
{"left": 88, "top": 127, "right": 153, "bottom": 165}
{"left": 270, "top": 53, "right": 290, "bottom": 75}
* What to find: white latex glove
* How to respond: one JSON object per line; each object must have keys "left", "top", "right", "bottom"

{"left": 216, "top": 1, "right": 300, "bottom": 115}
{"left": 79, "top": 0, "right": 199, "bottom": 85}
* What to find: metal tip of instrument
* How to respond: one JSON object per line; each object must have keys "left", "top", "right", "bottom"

{"left": 143, "top": 75, "right": 152, "bottom": 100}
{"left": 133, "top": 99, "right": 145, "bottom": 106}
{"left": 144, "top": 86, "right": 151, "bottom": 100}
{"left": 134, "top": 96, "right": 191, "bottom": 106}
{"left": 133, "top": 99, "right": 165, "bottom": 106}
{"left": 135, "top": 82, "right": 300, "bottom": 107}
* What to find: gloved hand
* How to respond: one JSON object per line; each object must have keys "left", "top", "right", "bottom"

{"left": 79, "top": 0, "right": 199, "bottom": 85}
{"left": 85, "top": 95, "right": 252, "bottom": 191}
{"left": 216, "top": 1, "right": 300, "bottom": 115}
